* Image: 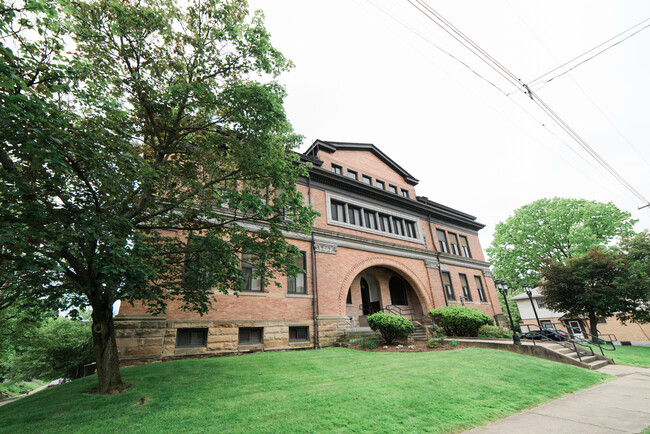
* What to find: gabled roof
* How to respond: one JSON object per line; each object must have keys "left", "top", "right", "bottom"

{"left": 303, "top": 140, "right": 419, "bottom": 186}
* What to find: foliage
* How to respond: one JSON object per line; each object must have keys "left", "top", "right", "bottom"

{"left": 0, "top": 348, "right": 610, "bottom": 433}
{"left": 477, "top": 325, "right": 512, "bottom": 339}
{"left": 449, "top": 340, "right": 458, "bottom": 347}
{"left": 368, "top": 340, "right": 377, "bottom": 350}
{"left": 539, "top": 247, "right": 624, "bottom": 343}
{"left": 0, "top": 0, "right": 317, "bottom": 393}
{"left": 615, "top": 231, "right": 650, "bottom": 324}
{"left": 428, "top": 306, "right": 494, "bottom": 337}
{"left": 6, "top": 317, "right": 94, "bottom": 382}
{"left": 487, "top": 198, "right": 635, "bottom": 287}
{"left": 0, "top": 379, "right": 43, "bottom": 399}
{"left": 427, "top": 328, "right": 446, "bottom": 348}
{"left": 366, "top": 312, "right": 414, "bottom": 344}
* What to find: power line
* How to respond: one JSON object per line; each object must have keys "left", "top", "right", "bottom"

{"left": 407, "top": 0, "right": 650, "bottom": 208}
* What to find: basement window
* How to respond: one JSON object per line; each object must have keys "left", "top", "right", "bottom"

{"left": 289, "top": 326, "right": 309, "bottom": 342}
{"left": 239, "top": 327, "right": 263, "bottom": 345}
{"left": 176, "top": 328, "right": 208, "bottom": 348}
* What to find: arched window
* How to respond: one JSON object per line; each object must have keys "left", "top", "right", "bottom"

{"left": 389, "top": 276, "right": 408, "bottom": 305}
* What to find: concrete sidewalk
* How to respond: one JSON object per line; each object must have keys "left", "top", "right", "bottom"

{"left": 467, "top": 365, "right": 650, "bottom": 433}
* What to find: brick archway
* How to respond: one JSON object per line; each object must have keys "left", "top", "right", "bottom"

{"left": 338, "top": 256, "right": 431, "bottom": 315}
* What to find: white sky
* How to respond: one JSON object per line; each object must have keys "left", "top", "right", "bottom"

{"left": 248, "top": 0, "right": 650, "bottom": 251}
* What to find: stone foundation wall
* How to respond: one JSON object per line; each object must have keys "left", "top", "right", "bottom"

{"left": 115, "top": 315, "right": 354, "bottom": 366}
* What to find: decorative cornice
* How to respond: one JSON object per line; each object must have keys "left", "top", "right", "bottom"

{"left": 482, "top": 268, "right": 493, "bottom": 278}
{"left": 313, "top": 242, "right": 338, "bottom": 254}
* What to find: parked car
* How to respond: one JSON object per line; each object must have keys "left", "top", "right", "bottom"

{"left": 521, "top": 329, "right": 568, "bottom": 341}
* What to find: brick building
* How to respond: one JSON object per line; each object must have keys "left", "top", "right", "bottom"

{"left": 115, "top": 140, "right": 503, "bottom": 364}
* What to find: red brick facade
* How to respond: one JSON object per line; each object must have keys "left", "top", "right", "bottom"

{"left": 115, "top": 140, "right": 502, "bottom": 364}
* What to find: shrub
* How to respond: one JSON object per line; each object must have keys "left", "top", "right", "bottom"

{"left": 477, "top": 325, "right": 512, "bottom": 339}
{"left": 367, "top": 312, "right": 414, "bottom": 344}
{"left": 428, "top": 306, "right": 494, "bottom": 337}
{"left": 449, "top": 340, "right": 458, "bottom": 347}
{"left": 368, "top": 340, "right": 378, "bottom": 350}
{"left": 426, "top": 328, "right": 446, "bottom": 348}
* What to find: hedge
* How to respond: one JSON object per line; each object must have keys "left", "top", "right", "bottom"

{"left": 367, "top": 312, "right": 414, "bottom": 344}
{"left": 428, "top": 306, "right": 494, "bottom": 337}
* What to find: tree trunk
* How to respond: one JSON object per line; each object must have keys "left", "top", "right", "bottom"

{"left": 588, "top": 311, "right": 599, "bottom": 345}
{"left": 91, "top": 297, "right": 123, "bottom": 394}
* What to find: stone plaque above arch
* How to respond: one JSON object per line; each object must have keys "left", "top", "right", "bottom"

{"left": 314, "top": 242, "right": 338, "bottom": 254}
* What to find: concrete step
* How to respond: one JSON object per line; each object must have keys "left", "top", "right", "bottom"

{"left": 586, "top": 359, "right": 611, "bottom": 370}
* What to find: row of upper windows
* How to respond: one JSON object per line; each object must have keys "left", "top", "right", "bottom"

{"left": 175, "top": 326, "right": 309, "bottom": 348}
{"left": 330, "top": 199, "right": 418, "bottom": 239}
{"left": 441, "top": 272, "right": 487, "bottom": 303}
{"left": 436, "top": 228, "right": 472, "bottom": 258}
{"left": 331, "top": 164, "right": 410, "bottom": 198}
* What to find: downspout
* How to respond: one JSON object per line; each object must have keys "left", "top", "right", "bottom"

{"left": 308, "top": 177, "right": 320, "bottom": 349}
{"left": 428, "top": 214, "right": 448, "bottom": 307}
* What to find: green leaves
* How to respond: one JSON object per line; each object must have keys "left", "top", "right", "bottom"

{"left": 487, "top": 197, "right": 636, "bottom": 287}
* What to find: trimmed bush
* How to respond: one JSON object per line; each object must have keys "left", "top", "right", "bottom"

{"left": 428, "top": 306, "right": 494, "bottom": 337}
{"left": 367, "top": 312, "right": 414, "bottom": 344}
{"left": 478, "top": 325, "right": 512, "bottom": 339}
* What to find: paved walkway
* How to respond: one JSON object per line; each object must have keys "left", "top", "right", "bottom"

{"left": 0, "top": 384, "right": 48, "bottom": 407}
{"left": 467, "top": 364, "right": 650, "bottom": 433}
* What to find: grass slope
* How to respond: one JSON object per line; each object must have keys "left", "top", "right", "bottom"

{"left": 610, "top": 345, "right": 650, "bottom": 367}
{"left": 0, "top": 348, "right": 610, "bottom": 433}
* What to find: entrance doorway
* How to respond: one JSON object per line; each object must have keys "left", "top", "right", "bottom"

{"left": 567, "top": 320, "right": 584, "bottom": 339}
{"left": 360, "top": 277, "right": 381, "bottom": 315}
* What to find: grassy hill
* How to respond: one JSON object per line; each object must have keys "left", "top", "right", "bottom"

{"left": 0, "top": 348, "right": 610, "bottom": 433}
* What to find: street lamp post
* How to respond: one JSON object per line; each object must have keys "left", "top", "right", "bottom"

{"left": 524, "top": 284, "right": 541, "bottom": 328}
{"left": 495, "top": 280, "right": 521, "bottom": 345}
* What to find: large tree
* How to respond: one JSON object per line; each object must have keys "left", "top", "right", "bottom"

{"left": 615, "top": 231, "right": 650, "bottom": 324}
{"left": 1, "top": 0, "right": 317, "bottom": 394}
{"left": 487, "top": 198, "right": 635, "bottom": 287}
{"left": 538, "top": 247, "right": 623, "bottom": 343}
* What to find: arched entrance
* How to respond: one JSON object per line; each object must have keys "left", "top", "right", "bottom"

{"left": 345, "top": 266, "right": 426, "bottom": 327}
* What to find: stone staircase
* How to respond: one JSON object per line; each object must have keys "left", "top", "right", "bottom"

{"left": 412, "top": 323, "right": 428, "bottom": 341}
{"left": 541, "top": 342, "right": 613, "bottom": 370}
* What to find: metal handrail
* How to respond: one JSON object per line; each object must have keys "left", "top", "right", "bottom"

{"left": 520, "top": 323, "right": 594, "bottom": 361}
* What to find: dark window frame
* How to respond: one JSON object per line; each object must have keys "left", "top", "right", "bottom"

{"left": 239, "top": 327, "right": 263, "bottom": 345}
{"left": 459, "top": 235, "right": 472, "bottom": 258}
{"left": 289, "top": 326, "right": 309, "bottom": 342}
{"left": 376, "top": 180, "right": 385, "bottom": 190}
{"left": 401, "top": 189, "right": 409, "bottom": 198}
{"left": 287, "top": 251, "right": 307, "bottom": 294}
{"left": 474, "top": 275, "right": 487, "bottom": 302}
{"left": 348, "top": 205, "right": 362, "bottom": 226}
{"left": 459, "top": 273, "right": 472, "bottom": 301}
{"left": 331, "top": 164, "right": 342, "bottom": 175}
{"left": 176, "top": 328, "right": 208, "bottom": 348}
{"left": 536, "top": 299, "right": 546, "bottom": 309}
{"left": 436, "top": 229, "right": 449, "bottom": 253}
{"left": 362, "top": 175, "right": 372, "bottom": 185}
{"left": 388, "top": 184, "right": 398, "bottom": 194}
{"left": 241, "top": 253, "right": 263, "bottom": 292}
{"left": 448, "top": 232, "right": 461, "bottom": 256}
{"left": 441, "top": 271, "right": 455, "bottom": 300}
{"left": 331, "top": 200, "right": 346, "bottom": 222}
{"left": 346, "top": 169, "right": 358, "bottom": 180}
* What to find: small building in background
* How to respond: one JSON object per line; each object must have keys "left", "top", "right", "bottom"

{"left": 512, "top": 287, "right": 650, "bottom": 346}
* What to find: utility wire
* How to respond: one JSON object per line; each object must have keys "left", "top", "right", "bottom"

{"left": 528, "top": 18, "right": 650, "bottom": 89}
{"left": 407, "top": 0, "right": 650, "bottom": 208}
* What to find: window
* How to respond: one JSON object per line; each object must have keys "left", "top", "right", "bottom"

{"left": 289, "top": 326, "right": 309, "bottom": 342}
{"left": 287, "top": 251, "right": 306, "bottom": 294}
{"left": 348, "top": 205, "right": 362, "bottom": 226}
{"left": 405, "top": 221, "right": 417, "bottom": 238}
{"left": 346, "top": 288, "right": 352, "bottom": 304}
{"left": 448, "top": 233, "right": 460, "bottom": 255}
{"left": 474, "top": 276, "right": 487, "bottom": 302}
{"left": 347, "top": 170, "right": 357, "bottom": 180}
{"left": 331, "top": 164, "right": 342, "bottom": 175}
{"left": 401, "top": 189, "right": 409, "bottom": 198}
{"left": 459, "top": 235, "right": 471, "bottom": 258}
{"left": 331, "top": 200, "right": 346, "bottom": 222}
{"left": 393, "top": 217, "right": 404, "bottom": 236}
{"left": 176, "top": 328, "right": 207, "bottom": 348}
{"left": 183, "top": 236, "right": 211, "bottom": 290}
{"left": 389, "top": 276, "right": 408, "bottom": 305}
{"left": 364, "top": 210, "right": 377, "bottom": 230}
{"left": 376, "top": 180, "right": 385, "bottom": 190}
{"left": 239, "top": 327, "right": 263, "bottom": 344}
{"left": 541, "top": 320, "right": 552, "bottom": 329}
{"left": 459, "top": 274, "right": 472, "bottom": 301}
{"left": 389, "top": 185, "right": 397, "bottom": 194}
{"left": 362, "top": 175, "right": 372, "bottom": 185}
{"left": 241, "top": 254, "right": 263, "bottom": 292}
{"left": 378, "top": 214, "right": 392, "bottom": 233}
{"left": 597, "top": 317, "right": 607, "bottom": 324}
{"left": 536, "top": 299, "right": 546, "bottom": 309}
{"left": 436, "top": 229, "right": 449, "bottom": 253}
{"left": 441, "top": 272, "right": 455, "bottom": 300}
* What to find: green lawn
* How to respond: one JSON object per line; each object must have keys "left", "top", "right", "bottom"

{"left": 609, "top": 345, "right": 650, "bottom": 367}
{"left": 0, "top": 348, "right": 610, "bottom": 433}
{"left": 0, "top": 379, "right": 43, "bottom": 398}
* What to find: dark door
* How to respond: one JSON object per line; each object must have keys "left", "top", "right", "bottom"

{"left": 360, "top": 278, "right": 371, "bottom": 315}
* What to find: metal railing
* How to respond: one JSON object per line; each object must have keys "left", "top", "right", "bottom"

{"left": 359, "top": 304, "right": 438, "bottom": 334}
{"left": 520, "top": 323, "right": 595, "bottom": 362}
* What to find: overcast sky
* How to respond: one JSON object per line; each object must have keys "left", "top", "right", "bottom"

{"left": 247, "top": 0, "right": 650, "bottom": 251}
